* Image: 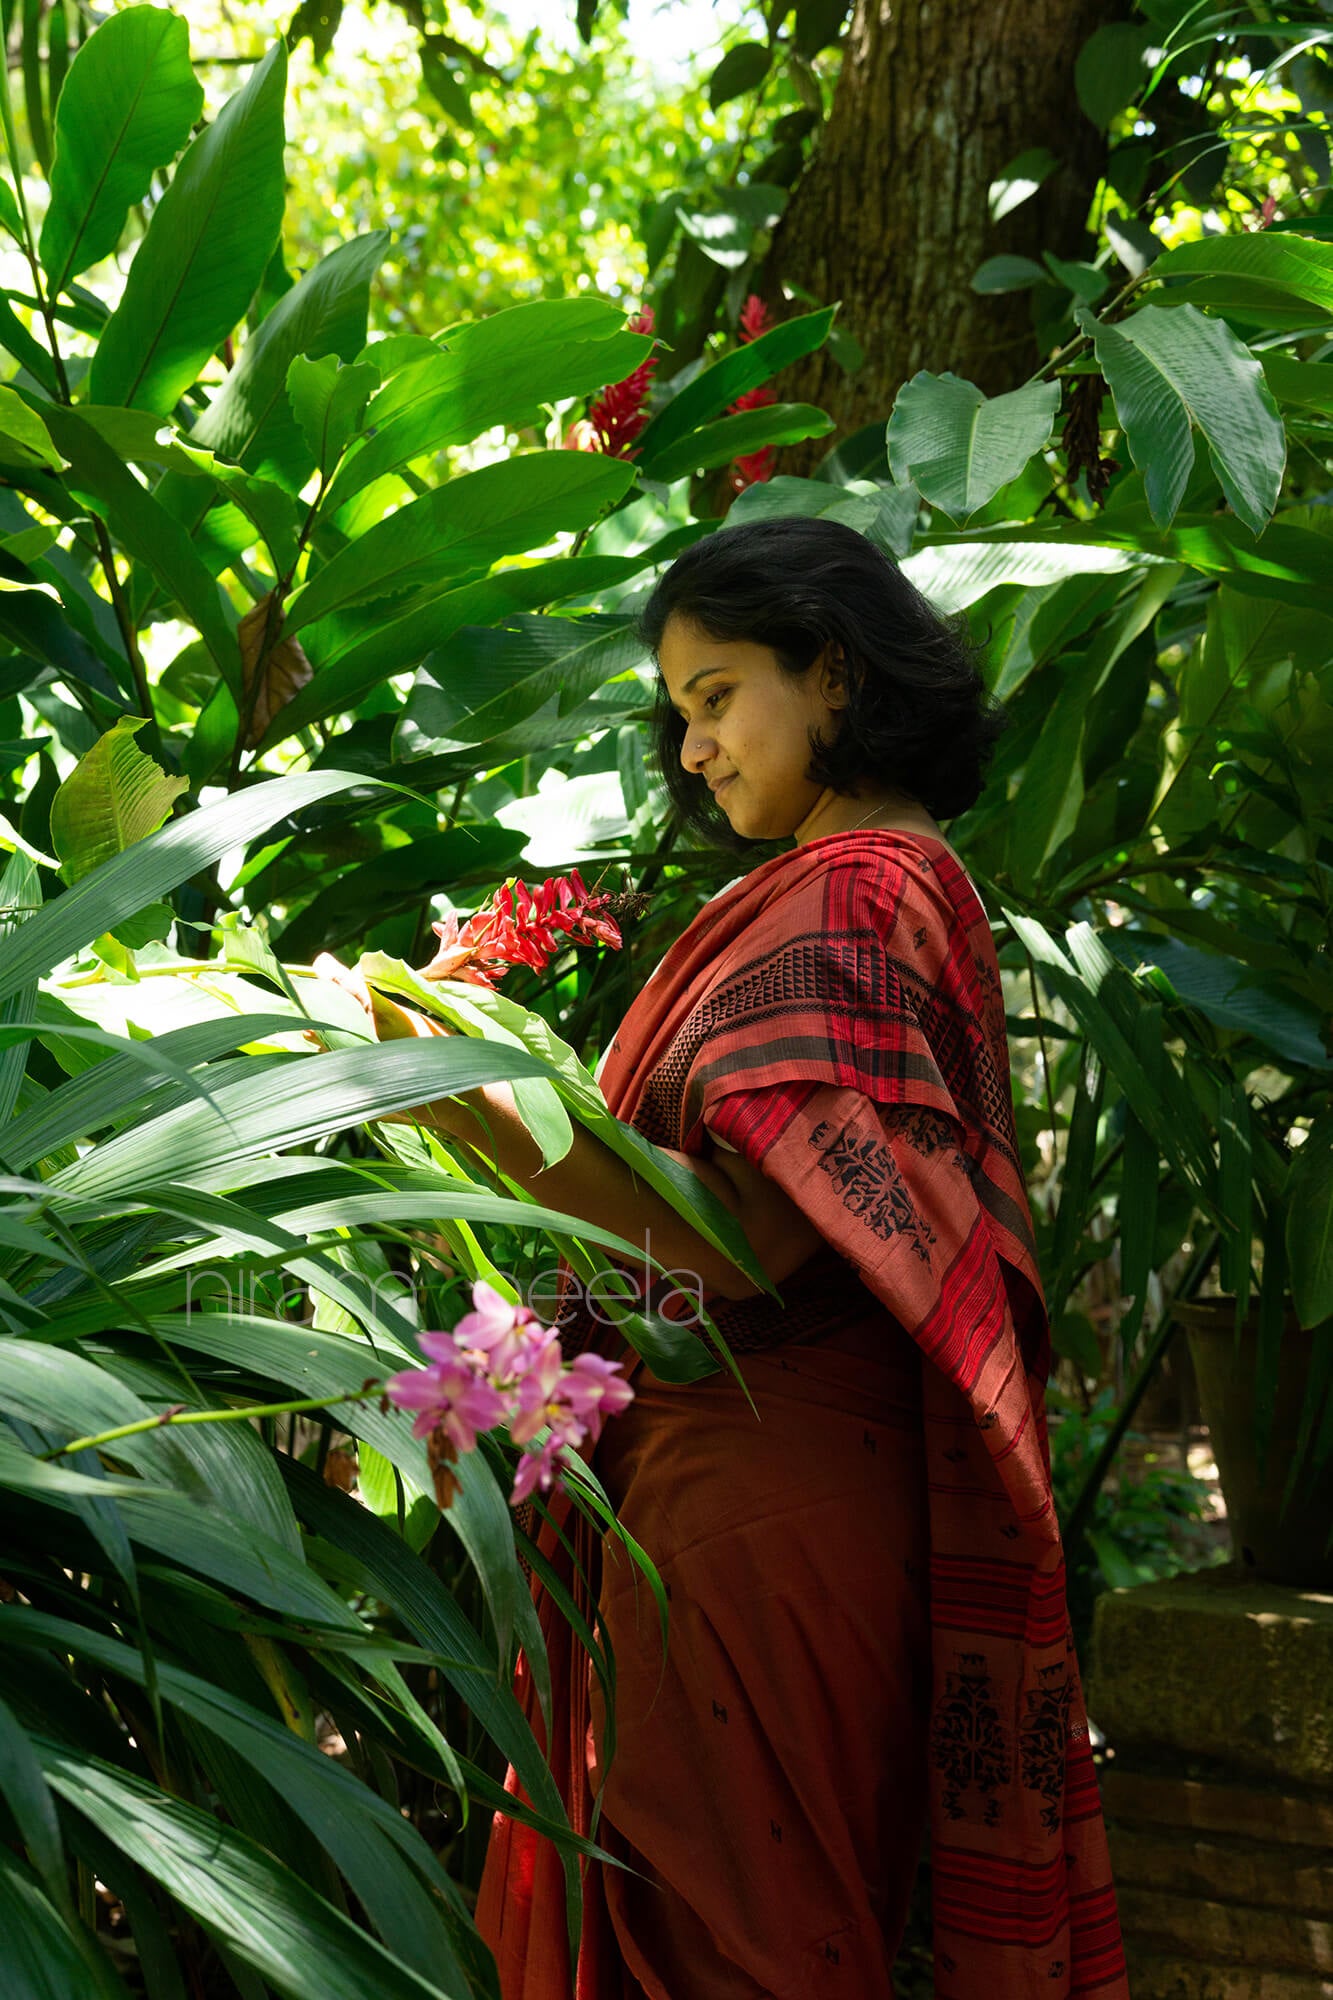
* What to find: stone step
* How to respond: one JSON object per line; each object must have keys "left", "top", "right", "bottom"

{"left": 1089, "top": 1572, "right": 1333, "bottom": 1786}
{"left": 1125, "top": 1951, "right": 1333, "bottom": 2000}
{"left": 1108, "top": 1823, "right": 1333, "bottom": 1913}
{"left": 1103, "top": 1769, "right": 1333, "bottom": 1850}
{"left": 1118, "top": 1887, "right": 1333, "bottom": 1976}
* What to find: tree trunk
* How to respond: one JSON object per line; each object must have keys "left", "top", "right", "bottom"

{"left": 768, "top": 0, "right": 1131, "bottom": 450}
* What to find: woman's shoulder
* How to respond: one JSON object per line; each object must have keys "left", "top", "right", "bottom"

{"left": 759, "top": 830, "right": 981, "bottom": 942}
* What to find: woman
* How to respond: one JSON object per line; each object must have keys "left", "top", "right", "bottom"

{"left": 386, "top": 519, "right": 1127, "bottom": 1998}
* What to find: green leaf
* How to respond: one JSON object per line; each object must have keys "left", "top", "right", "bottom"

{"left": 0, "top": 388, "right": 63, "bottom": 472}
{"left": 7, "top": 1610, "right": 479, "bottom": 1995}
{"left": 90, "top": 43, "right": 287, "bottom": 413}
{"left": 398, "top": 614, "right": 645, "bottom": 759}
{"left": 39, "top": 399, "right": 242, "bottom": 693}
{"left": 900, "top": 538, "right": 1145, "bottom": 614}
{"left": 708, "top": 41, "right": 771, "bottom": 110}
{"left": 39, "top": 1749, "right": 461, "bottom": 2000}
{"left": 676, "top": 184, "right": 785, "bottom": 270}
{"left": 50, "top": 1037, "right": 559, "bottom": 1200}
{"left": 0, "top": 1692, "right": 66, "bottom": 1914}
{"left": 792, "top": 0, "right": 847, "bottom": 57}
{"left": 189, "top": 233, "right": 389, "bottom": 491}
{"left": 971, "top": 255, "right": 1046, "bottom": 295}
{"left": 286, "top": 355, "right": 379, "bottom": 477}
{"left": 1152, "top": 232, "right": 1333, "bottom": 319}
{"left": 1042, "top": 251, "right": 1108, "bottom": 304}
{"left": 885, "top": 371, "right": 1060, "bottom": 525}
{"left": 988, "top": 147, "right": 1057, "bottom": 224}
{"left": 634, "top": 305, "right": 835, "bottom": 474}
{"left": 258, "top": 554, "right": 647, "bottom": 747}
{"left": 0, "top": 1850, "right": 120, "bottom": 2000}
{"left": 39, "top": 5, "right": 203, "bottom": 297}
{"left": 1104, "top": 213, "right": 1159, "bottom": 280}
{"left": 1074, "top": 302, "right": 1286, "bottom": 536}
{"left": 280, "top": 1456, "right": 579, "bottom": 1862}
{"left": 3, "top": 1010, "right": 322, "bottom": 1171}
{"left": 1286, "top": 1113, "right": 1333, "bottom": 1331}
{"left": 0, "top": 771, "right": 370, "bottom": 1004}
{"left": 324, "top": 299, "right": 650, "bottom": 514}
{"left": 49, "top": 716, "right": 187, "bottom": 886}
{"left": 0, "top": 173, "right": 24, "bottom": 247}
{"left": 1261, "top": 352, "right": 1333, "bottom": 416}
{"left": 285, "top": 451, "right": 635, "bottom": 636}
{"left": 724, "top": 472, "right": 883, "bottom": 536}
{"left": 1075, "top": 22, "right": 1152, "bottom": 128}
{"left": 644, "top": 401, "right": 833, "bottom": 483}
{"left": 1107, "top": 931, "right": 1331, "bottom": 1074}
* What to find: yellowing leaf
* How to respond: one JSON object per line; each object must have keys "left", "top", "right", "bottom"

{"left": 49, "top": 716, "right": 188, "bottom": 886}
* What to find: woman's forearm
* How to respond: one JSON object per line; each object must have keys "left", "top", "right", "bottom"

{"left": 424, "top": 1081, "right": 815, "bottom": 1300}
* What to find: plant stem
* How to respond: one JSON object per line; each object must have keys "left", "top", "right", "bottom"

{"left": 1028, "top": 956, "right": 1058, "bottom": 1151}
{"left": 90, "top": 516, "right": 159, "bottom": 738}
{"left": 1062, "top": 1229, "right": 1219, "bottom": 1557}
{"left": 40, "top": 1384, "right": 383, "bottom": 1462}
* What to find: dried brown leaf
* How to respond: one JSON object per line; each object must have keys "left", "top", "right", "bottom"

{"left": 239, "top": 592, "right": 314, "bottom": 748}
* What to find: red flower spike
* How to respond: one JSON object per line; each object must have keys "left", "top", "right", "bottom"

{"left": 420, "top": 871, "right": 623, "bottom": 987}
{"left": 569, "top": 305, "right": 659, "bottom": 462}
{"left": 725, "top": 298, "right": 779, "bottom": 492}
{"left": 738, "top": 294, "right": 772, "bottom": 344}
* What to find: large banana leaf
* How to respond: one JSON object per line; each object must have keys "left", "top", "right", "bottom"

{"left": 284, "top": 452, "right": 636, "bottom": 636}
{"left": 89, "top": 44, "right": 287, "bottom": 413}
{"left": 5, "top": 1610, "right": 485, "bottom": 1996}
{"left": 322, "top": 299, "right": 651, "bottom": 514}
{"left": 0, "top": 771, "right": 370, "bottom": 1002}
{"left": 190, "top": 231, "right": 390, "bottom": 488}
{"left": 38, "top": 1747, "right": 469, "bottom": 2000}
{"left": 39, "top": 6, "right": 203, "bottom": 297}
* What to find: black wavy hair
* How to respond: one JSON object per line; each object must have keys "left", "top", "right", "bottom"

{"left": 642, "top": 516, "right": 1005, "bottom": 845}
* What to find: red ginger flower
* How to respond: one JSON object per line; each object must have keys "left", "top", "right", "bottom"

{"left": 738, "top": 293, "right": 772, "bottom": 343}
{"left": 566, "top": 307, "right": 658, "bottom": 460}
{"left": 727, "top": 294, "right": 778, "bottom": 493}
{"left": 420, "top": 869, "right": 622, "bottom": 989}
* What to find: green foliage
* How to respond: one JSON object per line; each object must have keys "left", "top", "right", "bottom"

{"left": 39, "top": 5, "right": 203, "bottom": 297}
{"left": 48, "top": 717, "right": 186, "bottom": 884}
{"left": 885, "top": 374, "right": 1061, "bottom": 525}
{"left": 1074, "top": 303, "right": 1286, "bottom": 534}
{"left": 2, "top": 0, "right": 1333, "bottom": 1978}
{"left": 89, "top": 41, "right": 288, "bottom": 412}
{"left": 1049, "top": 1388, "right": 1222, "bottom": 1652}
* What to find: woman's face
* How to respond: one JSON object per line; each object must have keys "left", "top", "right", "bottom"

{"left": 658, "top": 615, "right": 848, "bottom": 842}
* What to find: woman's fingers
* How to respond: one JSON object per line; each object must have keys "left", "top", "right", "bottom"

{"left": 310, "top": 950, "right": 455, "bottom": 1046}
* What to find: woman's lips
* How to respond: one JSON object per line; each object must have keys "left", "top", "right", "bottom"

{"left": 710, "top": 775, "right": 736, "bottom": 797}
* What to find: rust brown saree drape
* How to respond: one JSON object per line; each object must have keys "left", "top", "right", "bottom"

{"left": 478, "top": 830, "right": 1128, "bottom": 2000}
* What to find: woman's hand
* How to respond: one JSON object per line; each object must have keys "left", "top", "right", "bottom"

{"left": 310, "top": 951, "right": 461, "bottom": 1130}
{"left": 312, "top": 951, "right": 454, "bottom": 1045}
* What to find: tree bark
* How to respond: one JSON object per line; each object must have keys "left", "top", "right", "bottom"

{"left": 768, "top": 0, "right": 1131, "bottom": 448}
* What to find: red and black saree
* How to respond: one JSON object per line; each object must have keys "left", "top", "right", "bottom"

{"left": 477, "top": 829, "right": 1128, "bottom": 2000}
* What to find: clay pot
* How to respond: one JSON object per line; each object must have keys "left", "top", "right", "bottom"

{"left": 1175, "top": 1299, "right": 1333, "bottom": 1590}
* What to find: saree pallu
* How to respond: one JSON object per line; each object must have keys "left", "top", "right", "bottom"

{"left": 478, "top": 831, "right": 1129, "bottom": 2000}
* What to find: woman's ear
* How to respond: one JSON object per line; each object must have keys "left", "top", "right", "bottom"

{"left": 818, "top": 643, "right": 849, "bottom": 709}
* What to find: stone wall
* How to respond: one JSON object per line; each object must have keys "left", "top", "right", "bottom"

{"left": 1090, "top": 1570, "right": 1333, "bottom": 2000}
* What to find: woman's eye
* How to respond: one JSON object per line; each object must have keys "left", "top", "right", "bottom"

{"left": 704, "top": 690, "right": 727, "bottom": 711}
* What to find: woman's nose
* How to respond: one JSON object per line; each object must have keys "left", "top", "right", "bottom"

{"left": 680, "top": 722, "right": 714, "bottom": 772}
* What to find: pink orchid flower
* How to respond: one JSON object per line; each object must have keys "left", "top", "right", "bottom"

{"left": 511, "top": 1435, "right": 570, "bottom": 1506}
{"left": 385, "top": 1353, "right": 508, "bottom": 1454}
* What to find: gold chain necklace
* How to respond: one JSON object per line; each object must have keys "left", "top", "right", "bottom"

{"left": 844, "top": 798, "right": 890, "bottom": 833}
